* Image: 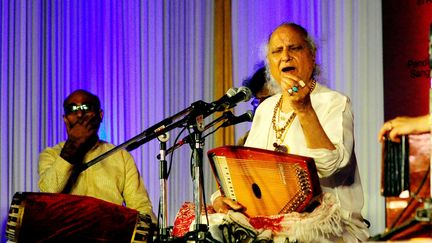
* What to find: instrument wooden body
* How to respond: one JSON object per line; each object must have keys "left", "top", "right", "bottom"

{"left": 208, "top": 146, "right": 321, "bottom": 217}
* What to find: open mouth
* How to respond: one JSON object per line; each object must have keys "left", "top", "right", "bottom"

{"left": 281, "top": 66, "right": 296, "bottom": 73}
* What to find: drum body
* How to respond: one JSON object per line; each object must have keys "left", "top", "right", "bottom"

{"left": 6, "top": 192, "right": 153, "bottom": 242}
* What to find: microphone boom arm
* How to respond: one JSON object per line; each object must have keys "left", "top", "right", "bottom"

{"left": 76, "top": 105, "right": 195, "bottom": 173}
{"left": 74, "top": 87, "right": 252, "bottom": 173}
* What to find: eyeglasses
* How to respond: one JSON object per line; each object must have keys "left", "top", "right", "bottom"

{"left": 64, "top": 103, "right": 96, "bottom": 115}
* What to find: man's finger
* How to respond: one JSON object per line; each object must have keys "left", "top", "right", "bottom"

{"left": 81, "top": 113, "right": 95, "bottom": 124}
{"left": 222, "top": 198, "right": 244, "bottom": 211}
{"left": 86, "top": 115, "right": 100, "bottom": 129}
{"left": 388, "top": 130, "right": 401, "bottom": 143}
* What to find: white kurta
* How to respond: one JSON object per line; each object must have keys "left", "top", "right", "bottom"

{"left": 244, "top": 83, "right": 369, "bottom": 241}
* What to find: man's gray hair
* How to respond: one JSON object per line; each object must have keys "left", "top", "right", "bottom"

{"left": 262, "top": 22, "right": 321, "bottom": 83}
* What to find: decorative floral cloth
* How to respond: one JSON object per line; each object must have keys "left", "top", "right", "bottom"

{"left": 172, "top": 193, "right": 346, "bottom": 242}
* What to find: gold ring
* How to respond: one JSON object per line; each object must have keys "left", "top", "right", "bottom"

{"left": 299, "top": 80, "right": 306, "bottom": 87}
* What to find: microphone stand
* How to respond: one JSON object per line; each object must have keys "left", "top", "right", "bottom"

{"left": 154, "top": 110, "right": 234, "bottom": 242}
{"left": 157, "top": 130, "right": 170, "bottom": 241}
{"left": 188, "top": 101, "right": 208, "bottom": 242}
{"left": 192, "top": 125, "right": 208, "bottom": 241}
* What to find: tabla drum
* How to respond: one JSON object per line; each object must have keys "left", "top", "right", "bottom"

{"left": 6, "top": 192, "right": 153, "bottom": 242}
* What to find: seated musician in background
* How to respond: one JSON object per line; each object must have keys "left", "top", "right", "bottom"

{"left": 237, "top": 65, "right": 278, "bottom": 146}
{"left": 212, "top": 22, "right": 370, "bottom": 242}
{"left": 38, "top": 89, "right": 156, "bottom": 222}
{"left": 378, "top": 114, "right": 430, "bottom": 143}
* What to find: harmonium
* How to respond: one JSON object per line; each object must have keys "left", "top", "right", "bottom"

{"left": 380, "top": 134, "right": 431, "bottom": 240}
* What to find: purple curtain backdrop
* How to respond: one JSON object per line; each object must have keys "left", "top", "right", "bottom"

{"left": 0, "top": 1, "right": 216, "bottom": 240}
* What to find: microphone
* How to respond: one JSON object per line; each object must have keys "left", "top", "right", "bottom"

{"left": 221, "top": 110, "right": 254, "bottom": 127}
{"left": 210, "top": 87, "right": 238, "bottom": 112}
{"left": 211, "top": 86, "right": 252, "bottom": 111}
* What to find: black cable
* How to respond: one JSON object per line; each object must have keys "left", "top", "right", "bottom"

{"left": 202, "top": 124, "right": 224, "bottom": 141}
{"left": 167, "top": 126, "right": 187, "bottom": 177}
{"left": 186, "top": 126, "right": 195, "bottom": 178}
{"left": 200, "top": 155, "right": 211, "bottom": 226}
{"left": 156, "top": 198, "right": 161, "bottom": 241}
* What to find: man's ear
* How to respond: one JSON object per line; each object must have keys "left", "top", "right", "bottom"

{"left": 63, "top": 115, "right": 71, "bottom": 130}
{"left": 99, "top": 109, "right": 104, "bottom": 121}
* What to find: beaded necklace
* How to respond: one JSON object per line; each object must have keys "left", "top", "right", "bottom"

{"left": 271, "top": 80, "right": 317, "bottom": 153}
{"left": 272, "top": 97, "right": 296, "bottom": 153}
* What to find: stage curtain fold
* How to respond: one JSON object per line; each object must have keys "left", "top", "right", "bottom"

{"left": 213, "top": 0, "right": 235, "bottom": 147}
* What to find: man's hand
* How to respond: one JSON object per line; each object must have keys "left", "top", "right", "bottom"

{"left": 61, "top": 113, "right": 100, "bottom": 164}
{"left": 212, "top": 196, "right": 245, "bottom": 213}
{"left": 65, "top": 113, "right": 100, "bottom": 145}
{"left": 378, "top": 115, "right": 430, "bottom": 143}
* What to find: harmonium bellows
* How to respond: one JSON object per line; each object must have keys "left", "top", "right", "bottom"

{"left": 381, "top": 135, "right": 410, "bottom": 197}
{"left": 207, "top": 146, "right": 322, "bottom": 217}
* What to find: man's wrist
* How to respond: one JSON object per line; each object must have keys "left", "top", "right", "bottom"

{"left": 60, "top": 139, "right": 83, "bottom": 164}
